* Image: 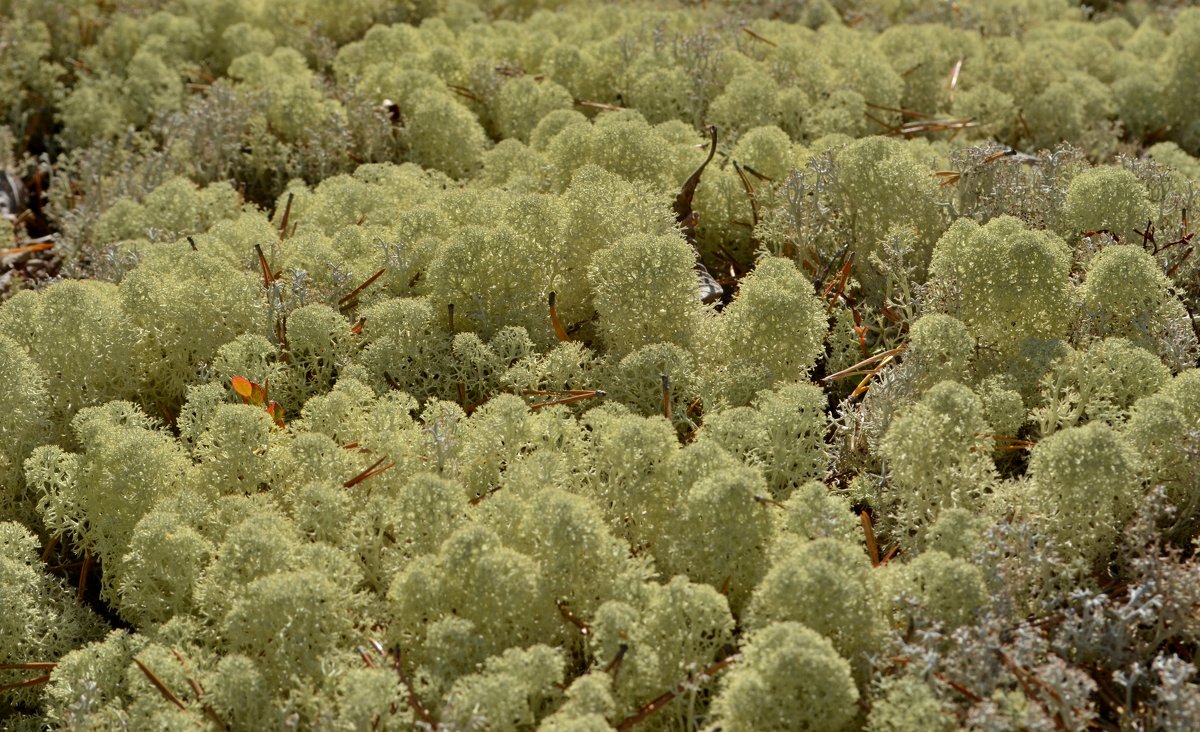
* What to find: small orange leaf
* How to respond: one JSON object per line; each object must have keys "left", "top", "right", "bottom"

{"left": 265, "top": 401, "right": 286, "bottom": 429}
{"left": 231, "top": 375, "right": 254, "bottom": 402}
{"left": 250, "top": 381, "right": 268, "bottom": 406}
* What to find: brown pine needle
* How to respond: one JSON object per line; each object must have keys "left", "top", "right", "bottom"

{"left": 849, "top": 355, "right": 897, "bottom": 399}
{"left": 0, "top": 662, "right": 57, "bottom": 671}
{"left": 897, "top": 118, "right": 979, "bottom": 137}
{"left": 741, "top": 26, "right": 777, "bottom": 46}
{"left": 0, "top": 675, "right": 52, "bottom": 692}
{"left": 979, "top": 433, "right": 1038, "bottom": 450}
{"left": 947, "top": 59, "right": 963, "bottom": 91}
{"left": 865, "top": 100, "right": 929, "bottom": 119}
{"left": 447, "top": 84, "right": 481, "bottom": 102}
{"left": 614, "top": 656, "right": 739, "bottom": 732}
{"left": 861, "top": 511, "right": 881, "bottom": 567}
{"left": 529, "top": 391, "right": 605, "bottom": 410}
{"left": 741, "top": 164, "right": 773, "bottom": 182}
{"left": 277, "top": 192, "right": 294, "bottom": 240}
{"left": 605, "top": 643, "right": 628, "bottom": 683}
{"left": 77, "top": 547, "right": 92, "bottom": 601}
{"left": 39, "top": 535, "right": 58, "bottom": 562}
{"left": 468, "top": 486, "right": 503, "bottom": 506}
{"left": 338, "top": 267, "right": 386, "bottom": 307}
{"left": 934, "top": 171, "right": 962, "bottom": 187}
{"left": 821, "top": 345, "right": 906, "bottom": 384}
{"left": 556, "top": 600, "right": 591, "bottom": 636}
{"left": 343, "top": 456, "right": 395, "bottom": 489}
{"left": 935, "top": 672, "right": 983, "bottom": 704}
{"left": 821, "top": 254, "right": 854, "bottom": 312}
{"left": 133, "top": 658, "right": 187, "bottom": 712}
{"left": 549, "top": 291, "right": 570, "bottom": 342}
{"left": 660, "top": 373, "right": 672, "bottom": 420}
{"left": 864, "top": 111, "right": 902, "bottom": 134}
{"left": 574, "top": 98, "right": 626, "bottom": 113}
{"left": 391, "top": 647, "right": 438, "bottom": 729}
{"left": 753, "top": 495, "right": 787, "bottom": 510}
{"left": 732, "top": 161, "right": 760, "bottom": 226}
{"left": 357, "top": 646, "right": 377, "bottom": 668}
{"left": 0, "top": 241, "right": 54, "bottom": 256}
{"left": 254, "top": 244, "right": 274, "bottom": 288}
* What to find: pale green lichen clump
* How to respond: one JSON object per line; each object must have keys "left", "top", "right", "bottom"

{"left": 2, "top": 0, "right": 1200, "bottom": 729}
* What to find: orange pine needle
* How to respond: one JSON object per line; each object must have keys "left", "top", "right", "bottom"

{"left": 0, "top": 241, "right": 54, "bottom": 257}
{"left": 548, "top": 291, "right": 570, "bottom": 342}
{"left": 338, "top": 267, "right": 386, "bottom": 308}
{"left": 343, "top": 456, "right": 395, "bottom": 489}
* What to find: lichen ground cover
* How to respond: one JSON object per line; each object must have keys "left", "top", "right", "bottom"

{"left": 2, "top": 1, "right": 1200, "bottom": 730}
